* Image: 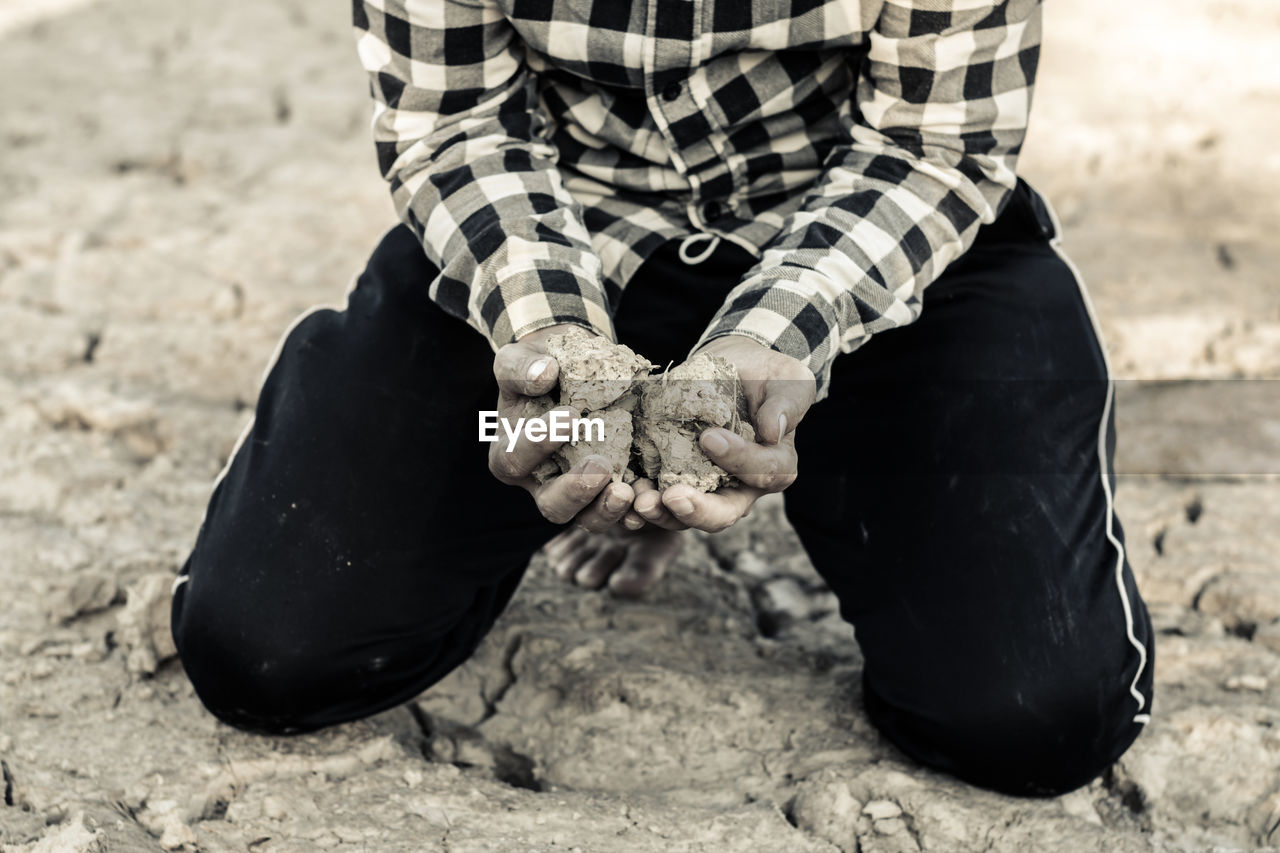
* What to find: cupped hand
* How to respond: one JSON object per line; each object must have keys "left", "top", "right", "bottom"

{"left": 489, "top": 324, "right": 635, "bottom": 531}
{"left": 631, "top": 334, "right": 816, "bottom": 533}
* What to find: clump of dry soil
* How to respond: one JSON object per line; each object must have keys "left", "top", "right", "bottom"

{"left": 532, "top": 329, "right": 756, "bottom": 491}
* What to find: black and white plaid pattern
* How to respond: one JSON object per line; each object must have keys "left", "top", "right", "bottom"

{"left": 353, "top": 0, "right": 1041, "bottom": 396}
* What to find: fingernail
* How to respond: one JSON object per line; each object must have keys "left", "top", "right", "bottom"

{"left": 667, "top": 496, "right": 693, "bottom": 516}
{"left": 701, "top": 430, "right": 729, "bottom": 455}
{"left": 604, "top": 488, "right": 625, "bottom": 512}
{"left": 527, "top": 357, "right": 550, "bottom": 382}
{"left": 777, "top": 413, "right": 788, "bottom": 441}
{"left": 584, "top": 458, "right": 610, "bottom": 483}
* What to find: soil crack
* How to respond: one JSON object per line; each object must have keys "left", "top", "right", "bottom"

{"left": 1190, "top": 573, "right": 1222, "bottom": 613}
{"left": 1185, "top": 494, "right": 1204, "bottom": 524}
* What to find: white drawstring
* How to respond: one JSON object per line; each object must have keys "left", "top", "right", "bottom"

{"left": 677, "top": 233, "right": 721, "bottom": 265}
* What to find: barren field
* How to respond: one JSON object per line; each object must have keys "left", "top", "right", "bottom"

{"left": 1, "top": 0, "right": 1279, "bottom": 850}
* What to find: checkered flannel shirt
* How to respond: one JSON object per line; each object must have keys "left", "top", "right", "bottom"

{"left": 353, "top": 0, "right": 1041, "bottom": 397}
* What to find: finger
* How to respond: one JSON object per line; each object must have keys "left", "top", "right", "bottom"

{"left": 574, "top": 481, "right": 634, "bottom": 533}
{"left": 661, "top": 483, "right": 762, "bottom": 533}
{"left": 488, "top": 405, "right": 576, "bottom": 484}
{"left": 632, "top": 478, "right": 688, "bottom": 531}
{"left": 698, "top": 427, "right": 798, "bottom": 492}
{"left": 533, "top": 455, "right": 614, "bottom": 524}
{"left": 493, "top": 341, "right": 560, "bottom": 398}
{"left": 752, "top": 377, "right": 814, "bottom": 445}
{"left": 574, "top": 542, "right": 626, "bottom": 589}
{"left": 608, "top": 533, "right": 683, "bottom": 598}
{"left": 622, "top": 511, "right": 647, "bottom": 531}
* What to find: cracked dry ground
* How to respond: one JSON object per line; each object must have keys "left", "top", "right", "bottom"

{"left": 2, "top": 0, "right": 1279, "bottom": 850}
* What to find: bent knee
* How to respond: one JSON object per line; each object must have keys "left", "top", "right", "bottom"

{"left": 950, "top": 687, "right": 1146, "bottom": 795}
{"left": 172, "top": 584, "right": 379, "bottom": 734}
{"left": 173, "top": 581, "right": 459, "bottom": 735}
{"left": 867, "top": 670, "right": 1150, "bottom": 796}
{"left": 174, "top": 616, "right": 330, "bottom": 734}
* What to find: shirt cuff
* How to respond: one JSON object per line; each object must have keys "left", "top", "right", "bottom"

{"left": 471, "top": 262, "right": 616, "bottom": 349}
{"left": 694, "top": 276, "right": 841, "bottom": 401}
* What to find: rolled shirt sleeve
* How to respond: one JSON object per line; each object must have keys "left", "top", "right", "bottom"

{"left": 353, "top": 0, "right": 615, "bottom": 348}
{"left": 696, "top": 0, "right": 1042, "bottom": 398}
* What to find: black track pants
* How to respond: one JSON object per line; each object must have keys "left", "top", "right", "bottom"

{"left": 171, "top": 180, "right": 1154, "bottom": 796}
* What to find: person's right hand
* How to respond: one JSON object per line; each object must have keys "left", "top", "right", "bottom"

{"left": 489, "top": 324, "right": 637, "bottom": 531}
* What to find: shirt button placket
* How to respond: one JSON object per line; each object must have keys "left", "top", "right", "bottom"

{"left": 662, "top": 81, "right": 682, "bottom": 101}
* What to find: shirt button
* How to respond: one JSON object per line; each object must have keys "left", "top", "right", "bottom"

{"left": 702, "top": 200, "right": 723, "bottom": 222}
{"left": 661, "top": 81, "right": 682, "bottom": 102}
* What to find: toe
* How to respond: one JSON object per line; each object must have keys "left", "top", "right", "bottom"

{"left": 607, "top": 529, "right": 684, "bottom": 597}
{"left": 545, "top": 527, "right": 587, "bottom": 561}
{"left": 547, "top": 531, "right": 597, "bottom": 581}
{"left": 574, "top": 543, "right": 626, "bottom": 589}
{"left": 607, "top": 563, "right": 661, "bottom": 597}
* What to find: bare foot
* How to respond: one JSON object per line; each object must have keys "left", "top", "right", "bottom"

{"left": 543, "top": 525, "right": 684, "bottom": 596}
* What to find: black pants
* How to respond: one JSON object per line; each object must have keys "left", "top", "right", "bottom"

{"left": 171, "top": 180, "right": 1154, "bottom": 796}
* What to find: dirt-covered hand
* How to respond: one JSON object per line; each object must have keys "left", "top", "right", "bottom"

{"left": 490, "top": 324, "right": 636, "bottom": 531}
{"left": 632, "top": 334, "right": 815, "bottom": 533}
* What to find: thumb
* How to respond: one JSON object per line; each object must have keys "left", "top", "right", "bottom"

{"left": 753, "top": 378, "right": 811, "bottom": 445}
{"left": 494, "top": 342, "right": 561, "bottom": 397}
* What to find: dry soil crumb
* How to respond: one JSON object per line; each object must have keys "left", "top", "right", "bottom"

{"left": 544, "top": 328, "right": 652, "bottom": 412}
{"left": 557, "top": 407, "right": 635, "bottom": 484}
{"left": 637, "top": 352, "right": 756, "bottom": 491}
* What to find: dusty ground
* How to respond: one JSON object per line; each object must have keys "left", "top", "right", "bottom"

{"left": 1, "top": 0, "right": 1279, "bottom": 850}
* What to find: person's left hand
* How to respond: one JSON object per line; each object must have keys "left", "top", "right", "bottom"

{"left": 629, "top": 334, "right": 816, "bottom": 533}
